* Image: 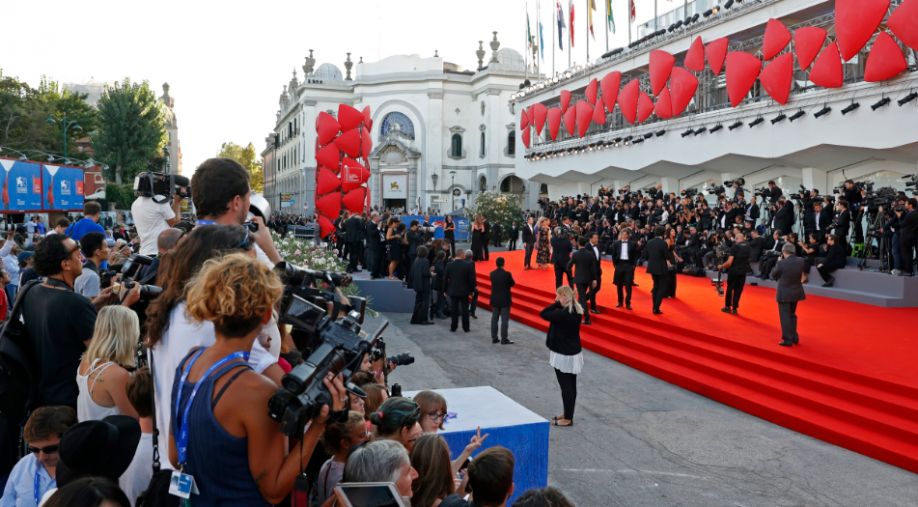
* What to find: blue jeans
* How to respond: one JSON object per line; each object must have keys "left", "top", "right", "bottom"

{"left": 5, "top": 283, "right": 17, "bottom": 305}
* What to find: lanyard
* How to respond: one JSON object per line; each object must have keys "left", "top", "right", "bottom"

{"left": 33, "top": 464, "right": 42, "bottom": 505}
{"left": 174, "top": 349, "right": 249, "bottom": 467}
{"left": 196, "top": 219, "right": 215, "bottom": 226}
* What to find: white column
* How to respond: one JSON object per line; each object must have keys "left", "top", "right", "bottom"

{"left": 660, "top": 177, "right": 679, "bottom": 194}
{"left": 802, "top": 167, "right": 828, "bottom": 194}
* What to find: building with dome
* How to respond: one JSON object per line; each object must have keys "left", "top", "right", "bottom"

{"left": 262, "top": 35, "right": 539, "bottom": 214}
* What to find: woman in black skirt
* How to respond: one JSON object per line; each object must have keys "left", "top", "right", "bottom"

{"left": 444, "top": 215, "right": 456, "bottom": 257}
{"left": 540, "top": 285, "right": 583, "bottom": 427}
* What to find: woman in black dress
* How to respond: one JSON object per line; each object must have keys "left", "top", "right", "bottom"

{"left": 443, "top": 216, "right": 456, "bottom": 257}
{"left": 470, "top": 215, "right": 485, "bottom": 261}
{"left": 540, "top": 285, "right": 583, "bottom": 427}
{"left": 386, "top": 218, "right": 401, "bottom": 279}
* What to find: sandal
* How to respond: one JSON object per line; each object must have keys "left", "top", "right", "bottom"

{"left": 552, "top": 418, "right": 574, "bottom": 427}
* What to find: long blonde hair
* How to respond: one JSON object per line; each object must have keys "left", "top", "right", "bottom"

{"left": 84, "top": 306, "right": 139, "bottom": 368}
{"left": 556, "top": 286, "right": 583, "bottom": 315}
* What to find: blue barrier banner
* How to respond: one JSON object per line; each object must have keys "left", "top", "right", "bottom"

{"left": 43, "top": 164, "right": 86, "bottom": 211}
{"left": 0, "top": 159, "right": 43, "bottom": 212}
{"left": 398, "top": 215, "right": 470, "bottom": 242}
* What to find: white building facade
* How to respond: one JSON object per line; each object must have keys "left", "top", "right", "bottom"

{"left": 264, "top": 37, "right": 540, "bottom": 215}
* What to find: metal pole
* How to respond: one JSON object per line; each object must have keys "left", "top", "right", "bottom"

{"left": 552, "top": 2, "right": 556, "bottom": 76}
{"left": 62, "top": 113, "right": 68, "bottom": 158}
{"left": 654, "top": 0, "right": 658, "bottom": 32}
{"left": 586, "top": 0, "right": 590, "bottom": 64}
{"left": 568, "top": 0, "right": 572, "bottom": 69}
{"left": 604, "top": 0, "right": 609, "bottom": 52}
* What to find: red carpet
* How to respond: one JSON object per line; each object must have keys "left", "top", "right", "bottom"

{"left": 473, "top": 250, "right": 918, "bottom": 474}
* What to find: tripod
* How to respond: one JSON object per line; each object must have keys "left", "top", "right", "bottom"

{"left": 857, "top": 211, "right": 889, "bottom": 271}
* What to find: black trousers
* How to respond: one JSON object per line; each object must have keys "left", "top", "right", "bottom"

{"left": 347, "top": 241, "right": 363, "bottom": 271}
{"left": 575, "top": 282, "right": 592, "bottom": 320}
{"left": 490, "top": 305, "right": 510, "bottom": 340}
{"left": 524, "top": 242, "right": 535, "bottom": 267}
{"left": 778, "top": 301, "right": 799, "bottom": 343}
{"left": 508, "top": 238, "right": 517, "bottom": 251}
{"left": 450, "top": 296, "right": 470, "bottom": 331}
{"left": 614, "top": 263, "right": 635, "bottom": 305}
{"left": 411, "top": 289, "right": 430, "bottom": 323}
{"left": 469, "top": 289, "right": 479, "bottom": 316}
{"left": 817, "top": 264, "right": 838, "bottom": 282}
{"left": 554, "top": 263, "right": 572, "bottom": 288}
{"left": 588, "top": 274, "right": 602, "bottom": 309}
{"left": 554, "top": 368, "right": 578, "bottom": 420}
{"left": 901, "top": 234, "right": 916, "bottom": 274}
{"left": 651, "top": 274, "right": 666, "bottom": 311}
{"left": 725, "top": 273, "right": 746, "bottom": 310}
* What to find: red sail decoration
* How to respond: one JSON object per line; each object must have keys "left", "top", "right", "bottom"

{"left": 317, "top": 215, "right": 335, "bottom": 238}
{"left": 888, "top": 0, "right": 918, "bottom": 51}
{"left": 592, "top": 99, "right": 606, "bottom": 126}
{"left": 315, "top": 143, "right": 341, "bottom": 171}
{"left": 810, "top": 42, "right": 844, "bottom": 88}
{"left": 337, "top": 104, "right": 365, "bottom": 131}
{"left": 794, "top": 26, "right": 828, "bottom": 70}
{"left": 618, "top": 80, "right": 640, "bottom": 124}
{"left": 864, "top": 31, "right": 908, "bottom": 82}
{"left": 341, "top": 158, "right": 370, "bottom": 191}
{"left": 705, "top": 37, "right": 730, "bottom": 75}
{"left": 654, "top": 87, "right": 674, "bottom": 119}
{"left": 762, "top": 18, "right": 792, "bottom": 60}
{"left": 835, "top": 0, "right": 890, "bottom": 61}
{"left": 563, "top": 105, "right": 577, "bottom": 136}
{"left": 316, "top": 167, "right": 341, "bottom": 194}
{"left": 637, "top": 91, "right": 655, "bottom": 123}
{"left": 547, "top": 107, "right": 562, "bottom": 141}
{"left": 649, "top": 50, "right": 676, "bottom": 96}
{"left": 669, "top": 67, "right": 698, "bottom": 116}
{"left": 684, "top": 36, "right": 706, "bottom": 72}
{"left": 585, "top": 79, "right": 599, "bottom": 104}
{"left": 521, "top": 108, "right": 531, "bottom": 130}
{"left": 600, "top": 71, "right": 622, "bottom": 113}
{"left": 532, "top": 103, "right": 548, "bottom": 135}
{"left": 575, "top": 100, "right": 593, "bottom": 136}
{"left": 316, "top": 192, "right": 342, "bottom": 220}
{"left": 334, "top": 128, "right": 363, "bottom": 157}
{"left": 360, "top": 127, "right": 372, "bottom": 159}
{"left": 342, "top": 188, "right": 367, "bottom": 213}
{"left": 522, "top": 127, "right": 531, "bottom": 148}
{"left": 315, "top": 112, "right": 340, "bottom": 146}
{"left": 759, "top": 53, "right": 794, "bottom": 104}
{"left": 726, "top": 51, "right": 762, "bottom": 107}
{"left": 560, "top": 90, "right": 572, "bottom": 113}
{"left": 362, "top": 106, "right": 373, "bottom": 131}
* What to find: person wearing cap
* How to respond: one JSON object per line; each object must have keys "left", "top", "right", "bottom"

{"left": 51, "top": 415, "right": 140, "bottom": 492}
{"left": 369, "top": 397, "right": 423, "bottom": 453}
{"left": 17, "top": 251, "right": 38, "bottom": 288}
{"left": 1, "top": 406, "right": 77, "bottom": 507}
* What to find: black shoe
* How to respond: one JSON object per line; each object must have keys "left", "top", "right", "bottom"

{"left": 822, "top": 277, "right": 834, "bottom": 287}
{"left": 626, "top": 304, "right": 633, "bottom": 310}
{"left": 501, "top": 339, "right": 514, "bottom": 345}
{"left": 779, "top": 341, "right": 794, "bottom": 347}
{"left": 471, "top": 314, "right": 478, "bottom": 319}
{"left": 492, "top": 338, "right": 499, "bottom": 344}
{"left": 420, "top": 321, "right": 435, "bottom": 325}
{"left": 450, "top": 328, "right": 457, "bottom": 332}
{"left": 590, "top": 308, "right": 601, "bottom": 315}
{"left": 463, "top": 328, "right": 470, "bottom": 333}
{"left": 583, "top": 320, "right": 592, "bottom": 325}
{"left": 653, "top": 309, "right": 663, "bottom": 315}
{"left": 721, "top": 307, "right": 732, "bottom": 314}
{"left": 792, "top": 337, "right": 799, "bottom": 345}
{"left": 731, "top": 309, "right": 738, "bottom": 315}
{"left": 615, "top": 303, "right": 623, "bottom": 308}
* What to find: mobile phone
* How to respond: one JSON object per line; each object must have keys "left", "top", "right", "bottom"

{"left": 334, "top": 482, "right": 407, "bottom": 507}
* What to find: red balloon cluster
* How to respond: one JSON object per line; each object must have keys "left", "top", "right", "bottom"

{"left": 519, "top": 0, "right": 918, "bottom": 150}
{"left": 314, "top": 104, "right": 372, "bottom": 238}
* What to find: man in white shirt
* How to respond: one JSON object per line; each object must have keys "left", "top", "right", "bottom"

{"left": 131, "top": 192, "right": 182, "bottom": 257}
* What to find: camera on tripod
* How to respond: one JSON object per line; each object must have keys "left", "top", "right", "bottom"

{"left": 112, "top": 254, "right": 163, "bottom": 301}
{"left": 133, "top": 172, "right": 190, "bottom": 204}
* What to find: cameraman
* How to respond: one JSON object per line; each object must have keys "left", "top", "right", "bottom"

{"left": 170, "top": 253, "right": 347, "bottom": 505}
{"left": 842, "top": 180, "right": 866, "bottom": 244}
{"left": 719, "top": 229, "right": 751, "bottom": 315}
{"left": 900, "top": 198, "right": 918, "bottom": 275}
{"left": 190, "top": 158, "right": 282, "bottom": 267}
{"left": 765, "top": 180, "right": 783, "bottom": 205}
{"left": 130, "top": 180, "right": 183, "bottom": 256}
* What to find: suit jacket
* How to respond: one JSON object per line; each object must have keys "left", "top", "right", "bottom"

{"left": 772, "top": 203, "right": 795, "bottom": 235}
{"left": 568, "top": 248, "right": 598, "bottom": 285}
{"left": 645, "top": 237, "right": 669, "bottom": 275}
{"left": 366, "top": 221, "right": 382, "bottom": 250}
{"left": 611, "top": 240, "right": 638, "bottom": 267}
{"left": 489, "top": 267, "right": 515, "bottom": 307}
{"left": 771, "top": 255, "right": 806, "bottom": 303}
{"left": 344, "top": 216, "right": 363, "bottom": 242}
{"left": 823, "top": 243, "right": 847, "bottom": 270}
{"left": 445, "top": 258, "right": 476, "bottom": 298}
{"left": 522, "top": 223, "right": 536, "bottom": 245}
{"left": 588, "top": 243, "right": 603, "bottom": 275}
{"left": 540, "top": 302, "right": 583, "bottom": 355}
{"left": 550, "top": 234, "right": 573, "bottom": 266}
{"left": 410, "top": 257, "right": 431, "bottom": 292}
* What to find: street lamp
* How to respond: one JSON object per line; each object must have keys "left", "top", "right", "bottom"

{"left": 449, "top": 170, "right": 457, "bottom": 211}
{"left": 46, "top": 113, "right": 82, "bottom": 157}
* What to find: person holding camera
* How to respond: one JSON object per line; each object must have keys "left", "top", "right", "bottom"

{"left": 169, "top": 253, "right": 347, "bottom": 506}
{"left": 130, "top": 181, "right": 183, "bottom": 257}
{"left": 898, "top": 198, "right": 918, "bottom": 275}
{"left": 719, "top": 229, "right": 752, "bottom": 315}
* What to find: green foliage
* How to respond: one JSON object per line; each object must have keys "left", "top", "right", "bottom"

{"left": 104, "top": 183, "right": 135, "bottom": 210}
{"left": 94, "top": 79, "right": 166, "bottom": 184}
{"left": 471, "top": 191, "right": 524, "bottom": 241}
{"left": 217, "top": 141, "right": 264, "bottom": 192}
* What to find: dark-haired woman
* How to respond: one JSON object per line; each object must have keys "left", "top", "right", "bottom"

{"left": 443, "top": 216, "right": 456, "bottom": 257}
{"left": 410, "top": 434, "right": 457, "bottom": 507}
{"left": 370, "top": 397, "right": 423, "bottom": 453}
{"left": 386, "top": 218, "right": 401, "bottom": 279}
{"left": 44, "top": 477, "right": 130, "bottom": 507}
{"left": 313, "top": 411, "right": 369, "bottom": 505}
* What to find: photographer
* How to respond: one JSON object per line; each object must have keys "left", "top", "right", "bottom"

{"left": 771, "top": 198, "right": 795, "bottom": 237}
{"left": 841, "top": 180, "right": 866, "bottom": 244}
{"left": 900, "top": 198, "right": 918, "bottom": 275}
{"left": 130, "top": 179, "right": 183, "bottom": 257}
{"left": 169, "top": 253, "right": 347, "bottom": 505}
{"left": 719, "top": 229, "right": 752, "bottom": 315}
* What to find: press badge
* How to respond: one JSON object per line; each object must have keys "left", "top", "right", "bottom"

{"left": 169, "top": 470, "right": 199, "bottom": 499}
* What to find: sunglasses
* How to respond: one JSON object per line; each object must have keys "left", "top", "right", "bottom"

{"left": 28, "top": 444, "right": 59, "bottom": 455}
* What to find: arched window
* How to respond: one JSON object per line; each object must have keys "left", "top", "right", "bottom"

{"left": 451, "top": 134, "right": 463, "bottom": 158}
{"left": 507, "top": 131, "right": 516, "bottom": 156}
{"left": 480, "top": 131, "right": 486, "bottom": 158}
{"left": 380, "top": 112, "right": 415, "bottom": 140}
{"left": 478, "top": 175, "right": 487, "bottom": 192}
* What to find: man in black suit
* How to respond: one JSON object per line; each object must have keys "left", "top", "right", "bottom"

{"left": 612, "top": 229, "right": 637, "bottom": 309}
{"left": 343, "top": 211, "right": 364, "bottom": 272}
{"left": 488, "top": 257, "right": 515, "bottom": 344}
{"left": 365, "top": 212, "right": 384, "bottom": 278}
{"left": 465, "top": 249, "right": 480, "bottom": 319}
{"left": 771, "top": 198, "right": 795, "bottom": 237}
{"left": 445, "top": 249, "right": 476, "bottom": 332}
{"left": 832, "top": 200, "right": 851, "bottom": 252}
{"left": 900, "top": 198, "right": 918, "bottom": 275}
{"left": 719, "top": 229, "right": 752, "bottom": 315}
{"left": 481, "top": 219, "right": 491, "bottom": 260}
{"left": 645, "top": 226, "right": 670, "bottom": 315}
{"left": 410, "top": 246, "right": 434, "bottom": 325}
{"left": 587, "top": 232, "right": 603, "bottom": 314}
{"left": 507, "top": 221, "right": 520, "bottom": 251}
{"left": 551, "top": 227, "right": 574, "bottom": 288}
{"left": 522, "top": 216, "right": 537, "bottom": 269}
{"left": 568, "top": 236, "right": 598, "bottom": 325}
{"left": 772, "top": 243, "right": 806, "bottom": 346}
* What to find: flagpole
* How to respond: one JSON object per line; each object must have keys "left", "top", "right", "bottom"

{"left": 586, "top": 0, "right": 590, "bottom": 64}
{"left": 552, "top": 1, "right": 556, "bottom": 76}
{"left": 604, "top": 0, "right": 609, "bottom": 52}
{"left": 567, "top": 0, "right": 572, "bottom": 69}
{"left": 525, "top": 0, "right": 530, "bottom": 83}
{"left": 654, "top": 0, "right": 658, "bottom": 31}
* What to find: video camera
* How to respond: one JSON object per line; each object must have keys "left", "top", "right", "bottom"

{"left": 903, "top": 174, "right": 918, "bottom": 196}
{"left": 705, "top": 184, "right": 726, "bottom": 196}
{"left": 112, "top": 254, "right": 163, "bottom": 302}
{"left": 133, "top": 172, "right": 190, "bottom": 204}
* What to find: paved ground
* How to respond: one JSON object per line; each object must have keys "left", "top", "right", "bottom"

{"left": 371, "top": 309, "right": 918, "bottom": 507}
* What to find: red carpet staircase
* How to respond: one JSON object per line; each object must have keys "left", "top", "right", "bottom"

{"left": 474, "top": 272, "right": 918, "bottom": 474}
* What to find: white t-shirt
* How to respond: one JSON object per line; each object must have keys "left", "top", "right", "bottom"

{"left": 131, "top": 197, "right": 175, "bottom": 256}
{"left": 120, "top": 432, "right": 154, "bottom": 507}
{"left": 150, "top": 301, "right": 281, "bottom": 469}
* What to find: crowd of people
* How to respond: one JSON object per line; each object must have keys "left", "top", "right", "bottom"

{"left": 0, "top": 157, "right": 579, "bottom": 507}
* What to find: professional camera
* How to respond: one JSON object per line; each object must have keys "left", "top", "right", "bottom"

{"left": 903, "top": 174, "right": 918, "bottom": 195}
{"left": 112, "top": 254, "right": 163, "bottom": 301}
{"left": 705, "top": 184, "right": 726, "bottom": 196}
{"left": 711, "top": 240, "right": 731, "bottom": 296}
{"left": 863, "top": 186, "right": 899, "bottom": 214}
{"left": 680, "top": 188, "right": 699, "bottom": 198}
{"left": 369, "top": 337, "right": 416, "bottom": 368}
{"left": 133, "top": 172, "right": 190, "bottom": 204}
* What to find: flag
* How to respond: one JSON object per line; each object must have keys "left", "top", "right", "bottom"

{"left": 526, "top": 9, "right": 532, "bottom": 52}
{"left": 629, "top": 0, "right": 635, "bottom": 22}
{"left": 539, "top": 17, "right": 545, "bottom": 60}
{"left": 588, "top": 0, "right": 596, "bottom": 38}
{"left": 606, "top": 0, "right": 615, "bottom": 33}
{"left": 556, "top": 0, "right": 565, "bottom": 49}
{"left": 569, "top": 0, "right": 575, "bottom": 47}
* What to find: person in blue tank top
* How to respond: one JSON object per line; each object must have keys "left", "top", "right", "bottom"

{"left": 169, "top": 253, "right": 347, "bottom": 505}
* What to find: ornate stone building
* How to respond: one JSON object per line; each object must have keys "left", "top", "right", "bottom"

{"left": 263, "top": 35, "right": 539, "bottom": 214}
{"left": 159, "top": 83, "right": 182, "bottom": 175}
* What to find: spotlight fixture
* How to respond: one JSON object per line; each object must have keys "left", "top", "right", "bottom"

{"left": 710, "top": 124, "right": 724, "bottom": 133}
{"left": 612, "top": 137, "right": 623, "bottom": 143}
{"left": 748, "top": 117, "right": 764, "bottom": 127}
{"left": 789, "top": 109, "right": 806, "bottom": 121}
{"left": 694, "top": 126, "right": 708, "bottom": 135}
{"left": 771, "top": 113, "right": 787, "bottom": 124}
{"left": 728, "top": 120, "right": 744, "bottom": 131}
{"left": 871, "top": 97, "right": 891, "bottom": 110}
{"left": 682, "top": 128, "right": 695, "bottom": 137}
{"left": 712, "top": 5, "right": 720, "bottom": 14}
{"left": 814, "top": 105, "right": 832, "bottom": 118}
{"left": 673, "top": 20, "right": 684, "bottom": 29}
{"left": 656, "top": 130, "right": 667, "bottom": 137}
{"left": 691, "top": 13, "right": 700, "bottom": 22}
{"left": 898, "top": 91, "right": 918, "bottom": 106}
{"left": 841, "top": 102, "right": 860, "bottom": 115}
{"left": 644, "top": 132, "right": 654, "bottom": 139}
{"left": 703, "top": 9, "right": 713, "bottom": 17}
{"left": 725, "top": 0, "right": 734, "bottom": 7}
{"left": 632, "top": 138, "right": 645, "bottom": 144}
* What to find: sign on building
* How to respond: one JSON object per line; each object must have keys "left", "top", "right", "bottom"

{"left": 382, "top": 174, "right": 408, "bottom": 199}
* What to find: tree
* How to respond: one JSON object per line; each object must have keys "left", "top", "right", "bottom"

{"left": 94, "top": 79, "right": 166, "bottom": 184}
{"left": 217, "top": 141, "right": 264, "bottom": 192}
{"left": 472, "top": 191, "right": 524, "bottom": 241}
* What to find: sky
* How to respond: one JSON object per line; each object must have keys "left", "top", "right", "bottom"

{"left": 2, "top": 0, "right": 666, "bottom": 174}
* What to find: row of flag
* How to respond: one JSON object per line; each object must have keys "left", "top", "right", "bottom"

{"left": 527, "top": 0, "right": 643, "bottom": 56}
